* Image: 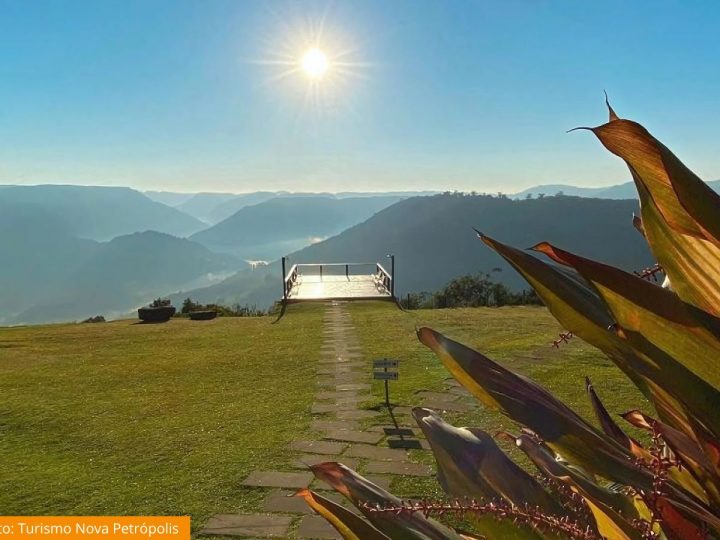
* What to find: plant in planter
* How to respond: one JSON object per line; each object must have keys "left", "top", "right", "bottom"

{"left": 188, "top": 310, "right": 217, "bottom": 321}
{"left": 137, "top": 297, "right": 176, "bottom": 323}
{"left": 181, "top": 297, "right": 217, "bottom": 320}
{"left": 300, "top": 104, "right": 720, "bottom": 539}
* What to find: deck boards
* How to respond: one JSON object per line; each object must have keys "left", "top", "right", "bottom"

{"left": 288, "top": 275, "right": 390, "bottom": 301}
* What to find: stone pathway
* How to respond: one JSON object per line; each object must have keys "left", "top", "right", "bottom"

{"left": 200, "top": 301, "right": 478, "bottom": 539}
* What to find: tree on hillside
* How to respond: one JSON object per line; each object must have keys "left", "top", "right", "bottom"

{"left": 402, "top": 273, "right": 541, "bottom": 309}
{"left": 438, "top": 273, "right": 493, "bottom": 307}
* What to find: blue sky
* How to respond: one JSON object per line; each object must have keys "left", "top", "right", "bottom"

{"left": 1, "top": 0, "right": 719, "bottom": 193}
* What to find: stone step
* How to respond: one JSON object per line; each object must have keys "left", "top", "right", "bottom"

{"left": 262, "top": 490, "right": 313, "bottom": 514}
{"left": 343, "top": 444, "right": 408, "bottom": 461}
{"left": 336, "top": 409, "right": 380, "bottom": 420}
{"left": 290, "top": 440, "right": 347, "bottom": 455}
{"left": 323, "top": 429, "right": 384, "bottom": 445}
{"left": 199, "top": 514, "right": 292, "bottom": 537}
{"left": 310, "top": 419, "right": 361, "bottom": 432}
{"left": 293, "top": 454, "right": 359, "bottom": 471}
{"left": 316, "top": 390, "right": 364, "bottom": 401}
{"left": 335, "top": 383, "right": 370, "bottom": 391}
{"left": 241, "top": 471, "right": 313, "bottom": 489}
{"left": 296, "top": 515, "right": 342, "bottom": 539}
{"left": 311, "top": 402, "right": 358, "bottom": 414}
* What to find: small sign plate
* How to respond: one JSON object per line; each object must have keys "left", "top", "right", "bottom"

{"left": 373, "top": 359, "right": 399, "bottom": 368}
{"left": 373, "top": 371, "right": 398, "bottom": 380}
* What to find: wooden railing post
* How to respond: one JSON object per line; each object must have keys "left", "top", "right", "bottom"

{"left": 281, "top": 257, "right": 287, "bottom": 301}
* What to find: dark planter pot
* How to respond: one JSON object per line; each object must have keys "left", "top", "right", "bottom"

{"left": 138, "top": 306, "right": 176, "bottom": 323}
{"left": 188, "top": 310, "right": 217, "bottom": 321}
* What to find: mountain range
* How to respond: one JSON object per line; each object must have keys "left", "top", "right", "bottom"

{"left": 145, "top": 189, "right": 439, "bottom": 224}
{"left": 0, "top": 185, "right": 412, "bottom": 323}
{"left": 512, "top": 180, "right": 720, "bottom": 200}
{"left": 172, "top": 193, "right": 654, "bottom": 310}
{"left": 1, "top": 181, "right": 686, "bottom": 325}
{"left": 189, "top": 196, "right": 404, "bottom": 260}
{"left": 0, "top": 185, "right": 205, "bottom": 240}
{"left": 0, "top": 225, "right": 239, "bottom": 325}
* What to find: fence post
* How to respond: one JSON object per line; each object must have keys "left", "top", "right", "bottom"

{"left": 345, "top": 263, "right": 349, "bottom": 279}
{"left": 281, "top": 257, "right": 287, "bottom": 301}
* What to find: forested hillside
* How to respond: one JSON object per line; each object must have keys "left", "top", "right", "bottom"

{"left": 175, "top": 193, "right": 653, "bottom": 309}
{"left": 0, "top": 185, "right": 204, "bottom": 240}
{"left": 190, "top": 196, "right": 403, "bottom": 259}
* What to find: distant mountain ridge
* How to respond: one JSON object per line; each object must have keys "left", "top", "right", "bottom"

{"left": 512, "top": 180, "right": 720, "bottom": 200}
{"left": 0, "top": 185, "right": 205, "bottom": 240}
{"left": 190, "top": 195, "right": 405, "bottom": 260}
{"left": 1, "top": 229, "right": 239, "bottom": 325}
{"left": 0, "top": 185, "right": 433, "bottom": 324}
{"left": 202, "top": 190, "right": 439, "bottom": 224}
{"left": 143, "top": 190, "right": 196, "bottom": 207}
{"left": 0, "top": 190, "right": 241, "bottom": 324}
{"left": 144, "top": 189, "right": 439, "bottom": 224}
{"left": 174, "top": 193, "right": 654, "bottom": 310}
{"left": 2, "top": 184, "right": 667, "bottom": 324}
{"left": 175, "top": 192, "right": 239, "bottom": 223}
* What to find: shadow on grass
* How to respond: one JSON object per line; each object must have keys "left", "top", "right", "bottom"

{"left": 271, "top": 301, "right": 288, "bottom": 324}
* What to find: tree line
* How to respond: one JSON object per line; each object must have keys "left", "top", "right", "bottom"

{"left": 399, "top": 271, "right": 542, "bottom": 309}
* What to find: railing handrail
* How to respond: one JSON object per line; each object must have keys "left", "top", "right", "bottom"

{"left": 282, "top": 260, "right": 394, "bottom": 300}
{"left": 294, "top": 262, "right": 378, "bottom": 268}
{"left": 283, "top": 263, "right": 299, "bottom": 283}
{"left": 376, "top": 263, "right": 392, "bottom": 280}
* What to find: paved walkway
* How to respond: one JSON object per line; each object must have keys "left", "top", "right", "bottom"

{"left": 200, "top": 301, "right": 477, "bottom": 539}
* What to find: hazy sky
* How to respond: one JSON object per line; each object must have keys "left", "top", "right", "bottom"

{"left": 1, "top": 0, "right": 720, "bottom": 194}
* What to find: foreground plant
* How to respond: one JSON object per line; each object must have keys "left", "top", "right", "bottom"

{"left": 299, "top": 103, "right": 720, "bottom": 539}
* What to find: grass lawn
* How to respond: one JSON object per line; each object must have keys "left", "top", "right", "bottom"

{"left": 0, "top": 304, "right": 324, "bottom": 526}
{"left": 0, "top": 301, "right": 651, "bottom": 535}
{"left": 347, "top": 301, "right": 650, "bottom": 498}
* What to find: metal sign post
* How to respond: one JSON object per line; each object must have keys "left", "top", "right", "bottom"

{"left": 373, "top": 358, "right": 399, "bottom": 408}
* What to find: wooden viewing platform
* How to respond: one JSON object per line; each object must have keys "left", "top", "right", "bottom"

{"left": 281, "top": 259, "right": 395, "bottom": 303}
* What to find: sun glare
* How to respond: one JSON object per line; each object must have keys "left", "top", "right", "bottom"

{"left": 251, "top": 8, "right": 368, "bottom": 116}
{"left": 301, "top": 47, "right": 329, "bottom": 79}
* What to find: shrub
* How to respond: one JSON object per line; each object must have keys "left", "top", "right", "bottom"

{"left": 181, "top": 297, "right": 202, "bottom": 314}
{"left": 401, "top": 274, "right": 541, "bottom": 309}
{"left": 302, "top": 104, "right": 720, "bottom": 538}
{"left": 179, "top": 297, "right": 265, "bottom": 317}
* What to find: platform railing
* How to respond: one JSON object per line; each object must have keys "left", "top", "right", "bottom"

{"left": 375, "top": 263, "right": 392, "bottom": 294}
{"left": 283, "top": 263, "right": 299, "bottom": 300}
{"left": 281, "top": 259, "right": 393, "bottom": 300}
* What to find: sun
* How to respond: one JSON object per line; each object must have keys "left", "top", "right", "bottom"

{"left": 251, "top": 9, "right": 369, "bottom": 115}
{"left": 300, "top": 47, "right": 329, "bottom": 79}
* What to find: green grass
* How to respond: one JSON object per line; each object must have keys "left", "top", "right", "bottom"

{"left": 347, "top": 301, "right": 650, "bottom": 498}
{"left": 0, "top": 301, "right": 651, "bottom": 534}
{"left": 0, "top": 305, "right": 324, "bottom": 526}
